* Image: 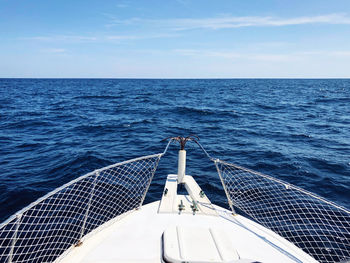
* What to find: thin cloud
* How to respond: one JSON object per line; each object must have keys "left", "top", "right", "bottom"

{"left": 106, "top": 33, "right": 180, "bottom": 40}
{"left": 174, "top": 49, "right": 294, "bottom": 61}
{"left": 327, "top": 51, "right": 350, "bottom": 57}
{"left": 110, "top": 13, "right": 350, "bottom": 30}
{"left": 22, "top": 35, "right": 97, "bottom": 42}
{"left": 300, "top": 50, "right": 350, "bottom": 57}
{"left": 42, "top": 48, "right": 66, "bottom": 53}
{"left": 116, "top": 4, "right": 129, "bottom": 8}
{"left": 174, "top": 49, "right": 350, "bottom": 62}
{"left": 176, "top": 0, "right": 190, "bottom": 6}
{"left": 22, "top": 33, "right": 180, "bottom": 43}
{"left": 106, "top": 35, "right": 139, "bottom": 40}
{"left": 174, "top": 49, "right": 241, "bottom": 59}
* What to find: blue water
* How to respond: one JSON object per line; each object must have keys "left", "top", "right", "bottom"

{"left": 0, "top": 79, "right": 349, "bottom": 222}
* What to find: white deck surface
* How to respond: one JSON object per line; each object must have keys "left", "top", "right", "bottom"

{"left": 58, "top": 201, "right": 317, "bottom": 263}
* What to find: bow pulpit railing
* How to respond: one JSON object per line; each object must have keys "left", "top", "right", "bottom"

{"left": 0, "top": 153, "right": 162, "bottom": 263}
{"left": 214, "top": 159, "right": 350, "bottom": 263}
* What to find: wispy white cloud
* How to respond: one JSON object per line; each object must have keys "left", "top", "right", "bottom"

{"left": 116, "top": 3, "right": 129, "bottom": 8}
{"left": 42, "top": 48, "right": 66, "bottom": 53}
{"left": 174, "top": 49, "right": 296, "bottom": 61}
{"left": 106, "top": 35, "right": 139, "bottom": 40}
{"left": 106, "top": 33, "right": 180, "bottom": 40}
{"left": 23, "top": 35, "right": 97, "bottom": 42}
{"left": 174, "top": 49, "right": 241, "bottom": 59}
{"left": 299, "top": 50, "right": 350, "bottom": 57}
{"left": 174, "top": 49, "right": 350, "bottom": 62}
{"left": 22, "top": 33, "right": 179, "bottom": 43}
{"left": 110, "top": 13, "right": 350, "bottom": 30}
{"left": 330, "top": 51, "right": 350, "bottom": 57}
{"left": 175, "top": 0, "right": 190, "bottom": 6}
{"left": 105, "top": 17, "right": 142, "bottom": 28}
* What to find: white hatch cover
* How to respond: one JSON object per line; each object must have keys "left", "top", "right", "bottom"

{"left": 162, "top": 226, "right": 240, "bottom": 263}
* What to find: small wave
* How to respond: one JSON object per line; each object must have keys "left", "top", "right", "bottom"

{"left": 16, "top": 142, "right": 47, "bottom": 149}
{"left": 176, "top": 106, "right": 215, "bottom": 115}
{"left": 307, "top": 157, "right": 348, "bottom": 174}
{"left": 123, "top": 119, "right": 153, "bottom": 126}
{"left": 74, "top": 119, "right": 154, "bottom": 134}
{"left": 175, "top": 106, "right": 239, "bottom": 118}
{"left": 307, "top": 123, "right": 331, "bottom": 129}
{"left": 73, "top": 123, "right": 119, "bottom": 135}
{"left": 315, "top": 97, "right": 350, "bottom": 103}
{"left": 290, "top": 133, "right": 313, "bottom": 139}
{"left": 2, "top": 119, "right": 55, "bottom": 130}
{"left": 74, "top": 95, "right": 123, "bottom": 100}
{"left": 254, "top": 103, "right": 286, "bottom": 111}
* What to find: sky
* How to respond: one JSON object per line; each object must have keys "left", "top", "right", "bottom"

{"left": 1, "top": 0, "right": 350, "bottom": 78}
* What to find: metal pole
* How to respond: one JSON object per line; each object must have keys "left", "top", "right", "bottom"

{"left": 139, "top": 156, "right": 161, "bottom": 208}
{"left": 214, "top": 159, "right": 236, "bottom": 214}
{"left": 79, "top": 171, "right": 98, "bottom": 240}
{"left": 8, "top": 214, "right": 21, "bottom": 263}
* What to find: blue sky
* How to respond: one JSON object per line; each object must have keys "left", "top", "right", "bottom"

{"left": 1, "top": 0, "right": 350, "bottom": 78}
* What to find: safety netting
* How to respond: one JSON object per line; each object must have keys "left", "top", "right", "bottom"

{"left": 0, "top": 153, "right": 161, "bottom": 263}
{"left": 215, "top": 159, "right": 350, "bottom": 263}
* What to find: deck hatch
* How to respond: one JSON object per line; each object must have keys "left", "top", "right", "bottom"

{"left": 162, "top": 225, "right": 239, "bottom": 263}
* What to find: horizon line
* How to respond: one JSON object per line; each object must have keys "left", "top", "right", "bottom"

{"left": 1, "top": 77, "right": 350, "bottom": 80}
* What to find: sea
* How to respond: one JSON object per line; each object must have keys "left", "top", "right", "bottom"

{"left": 0, "top": 78, "right": 349, "bottom": 223}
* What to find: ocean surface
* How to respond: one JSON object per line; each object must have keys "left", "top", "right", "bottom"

{"left": 0, "top": 79, "right": 349, "bottom": 223}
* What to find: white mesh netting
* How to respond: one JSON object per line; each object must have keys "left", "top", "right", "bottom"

{"left": 215, "top": 159, "right": 350, "bottom": 263}
{"left": 0, "top": 153, "right": 161, "bottom": 263}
